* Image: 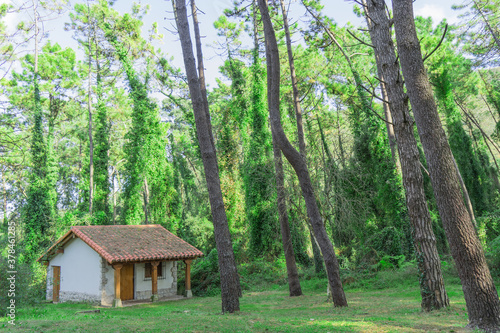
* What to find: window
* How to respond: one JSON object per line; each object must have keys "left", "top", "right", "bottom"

{"left": 145, "top": 262, "right": 163, "bottom": 279}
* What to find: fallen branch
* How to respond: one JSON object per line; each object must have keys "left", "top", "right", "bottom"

{"left": 75, "top": 309, "right": 100, "bottom": 315}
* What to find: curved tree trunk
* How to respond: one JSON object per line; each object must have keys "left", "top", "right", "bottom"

{"left": 392, "top": 0, "right": 500, "bottom": 329}
{"left": 271, "top": 127, "right": 303, "bottom": 297}
{"left": 364, "top": 0, "right": 449, "bottom": 311}
{"left": 277, "top": 0, "right": 303, "bottom": 297}
{"left": 173, "top": 0, "right": 240, "bottom": 313}
{"left": 258, "top": 0, "right": 347, "bottom": 307}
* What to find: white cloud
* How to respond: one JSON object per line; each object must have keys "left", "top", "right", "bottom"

{"left": 415, "top": 3, "right": 459, "bottom": 26}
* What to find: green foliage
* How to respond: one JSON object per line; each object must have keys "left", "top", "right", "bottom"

{"left": 243, "top": 47, "right": 280, "bottom": 258}
{"left": 0, "top": 261, "right": 46, "bottom": 316}
{"left": 92, "top": 69, "right": 111, "bottom": 223}
{"left": 103, "top": 12, "right": 178, "bottom": 227}
{"left": 288, "top": 209, "right": 311, "bottom": 268}
{"left": 485, "top": 235, "right": 500, "bottom": 276}
{"left": 425, "top": 19, "right": 495, "bottom": 216}
{"left": 0, "top": 226, "right": 46, "bottom": 315}
{"left": 304, "top": 20, "right": 408, "bottom": 257}
{"left": 477, "top": 210, "right": 500, "bottom": 248}
{"left": 179, "top": 249, "right": 221, "bottom": 297}
{"left": 238, "top": 257, "right": 289, "bottom": 289}
{"left": 22, "top": 75, "right": 54, "bottom": 263}
{"left": 453, "top": 0, "right": 500, "bottom": 65}
{"left": 363, "top": 226, "right": 406, "bottom": 263}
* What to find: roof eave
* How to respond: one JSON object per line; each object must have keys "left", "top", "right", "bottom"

{"left": 36, "top": 229, "right": 75, "bottom": 263}
{"left": 108, "top": 254, "right": 204, "bottom": 265}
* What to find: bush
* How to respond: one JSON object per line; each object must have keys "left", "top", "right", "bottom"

{"left": 485, "top": 235, "right": 500, "bottom": 277}
{"left": 178, "top": 248, "right": 220, "bottom": 297}
{"left": 477, "top": 211, "right": 500, "bottom": 249}
{"left": 360, "top": 226, "right": 405, "bottom": 264}
{"left": 371, "top": 260, "right": 420, "bottom": 289}
{"left": 238, "top": 257, "right": 288, "bottom": 290}
{"left": 0, "top": 259, "right": 46, "bottom": 316}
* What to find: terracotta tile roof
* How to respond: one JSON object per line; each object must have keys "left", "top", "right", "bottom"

{"left": 38, "top": 225, "right": 203, "bottom": 264}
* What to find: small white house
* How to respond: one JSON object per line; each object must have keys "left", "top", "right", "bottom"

{"left": 38, "top": 225, "right": 203, "bottom": 307}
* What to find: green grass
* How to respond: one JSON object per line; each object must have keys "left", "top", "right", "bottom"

{"left": 1, "top": 275, "right": 477, "bottom": 333}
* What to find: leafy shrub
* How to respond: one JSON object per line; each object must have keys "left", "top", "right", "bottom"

{"left": 178, "top": 248, "right": 220, "bottom": 297}
{"left": 0, "top": 258, "right": 46, "bottom": 316}
{"left": 360, "top": 226, "right": 405, "bottom": 264}
{"left": 371, "top": 260, "right": 419, "bottom": 289}
{"left": 477, "top": 210, "right": 500, "bottom": 250}
{"left": 485, "top": 235, "right": 500, "bottom": 277}
{"left": 238, "top": 257, "right": 288, "bottom": 289}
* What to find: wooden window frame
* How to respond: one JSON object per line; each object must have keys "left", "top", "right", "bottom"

{"left": 144, "top": 262, "right": 164, "bottom": 280}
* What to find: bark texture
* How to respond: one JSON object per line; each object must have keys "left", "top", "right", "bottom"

{"left": 277, "top": 0, "right": 303, "bottom": 297}
{"left": 271, "top": 128, "right": 303, "bottom": 297}
{"left": 392, "top": 0, "right": 500, "bottom": 329}
{"left": 364, "top": 0, "right": 449, "bottom": 311}
{"left": 173, "top": 0, "right": 240, "bottom": 313}
{"left": 380, "top": 80, "right": 399, "bottom": 170}
{"left": 259, "top": 0, "right": 347, "bottom": 307}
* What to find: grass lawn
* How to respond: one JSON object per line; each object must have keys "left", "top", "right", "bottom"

{"left": 0, "top": 276, "right": 476, "bottom": 333}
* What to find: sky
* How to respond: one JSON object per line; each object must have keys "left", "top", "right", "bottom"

{"left": 2, "top": 0, "right": 465, "bottom": 86}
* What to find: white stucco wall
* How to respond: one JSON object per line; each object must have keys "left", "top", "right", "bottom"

{"left": 134, "top": 261, "right": 177, "bottom": 300}
{"left": 47, "top": 238, "right": 101, "bottom": 303}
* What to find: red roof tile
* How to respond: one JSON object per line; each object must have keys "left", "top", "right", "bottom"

{"left": 38, "top": 225, "right": 203, "bottom": 264}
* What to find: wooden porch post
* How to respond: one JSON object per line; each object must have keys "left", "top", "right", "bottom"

{"left": 113, "top": 263, "right": 123, "bottom": 307}
{"left": 151, "top": 261, "right": 159, "bottom": 302}
{"left": 184, "top": 259, "right": 193, "bottom": 298}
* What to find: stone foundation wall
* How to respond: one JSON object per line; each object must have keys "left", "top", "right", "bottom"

{"left": 100, "top": 258, "right": 114, "bottom": 306}
{"left": 59, "top": 291, "right": 100, "bottom": 304}
{"left": 135, "top": 287, "right": 177, "bottom": 300}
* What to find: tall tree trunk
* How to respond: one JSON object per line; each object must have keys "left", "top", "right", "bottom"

{"left": 272, "top": 128, "right": 303, "bottom": 296}
{"left": 88, "top": 18, "right": 94, "bottom": 215}
{"left": 276, "top": 0, "right": 303, "bottom": 297}
{"left": 380, "top": 80, "right": 399, "bottom": 170}
{"left": 173, "top": 0, "right": 240, "bottom": 313}
{"left": 310, "top": 229, "right": 324, "bottom": 274}
{"left": 78, "top": 140, "right": 82, "bottom": 205}
{"left": 258, "top": 0, "right": 347, "bottom": 307}
{"left": 336, "top": 106, "right": 346, "bottom": 168}
{"left": 452, "top": 155, "right": 476, "bottom": 227}
{"left": 143, "top": 177, "right": 150, "bottom": 224}
{"left": 93, "top": 40, "right": 110, "bottom": 220}
{"left": 191, "top": 0, "right": 241, "bottom": 298}
{"left": 112, "top": 166, "right": 117, "bottom": 225}
{"left": 392, "top": 0, "right": 500, "bottom": 329}
{"left": 364, "top": 0, "right": 449, "bottom": 311}
{"left": 279, "top": 0, "right": 306, "bottom": 157}
{"left": 190, "top": 0, "right": 214, "bottom": 148}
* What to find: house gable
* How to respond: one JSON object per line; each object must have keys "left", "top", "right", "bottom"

{"left": 47, "top": 238, "right": 101, "bottom": 302}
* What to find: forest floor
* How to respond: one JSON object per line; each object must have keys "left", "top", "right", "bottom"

{"left": 1, "top": 271, "right": 480, "bottom": 333}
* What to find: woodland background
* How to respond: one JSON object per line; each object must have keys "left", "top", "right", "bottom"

{"left": 0, "top": 0, "right": 500, "bottom": 327}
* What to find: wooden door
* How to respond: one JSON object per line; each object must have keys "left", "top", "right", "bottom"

{"left": 52, "top": 266, "right": 60, "bottom": 303}
{"left": 120, "top": 264, "right": 134, "bottom": 301}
